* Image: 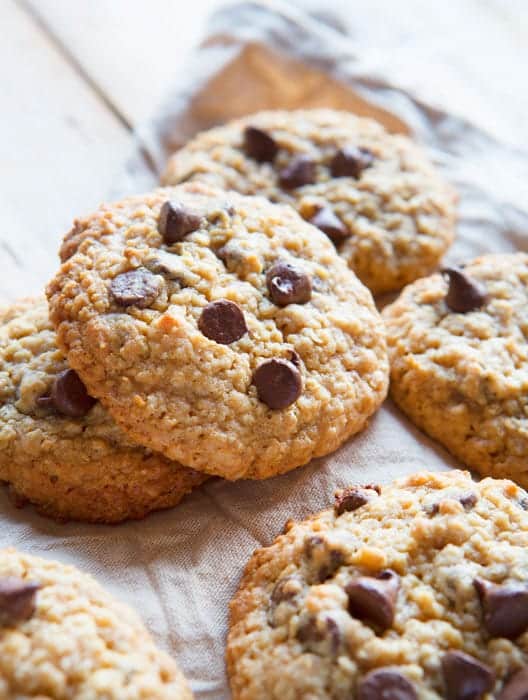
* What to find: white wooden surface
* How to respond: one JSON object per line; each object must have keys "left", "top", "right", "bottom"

{"left": 0, "top": 0, "right": 527, "bottom": 304}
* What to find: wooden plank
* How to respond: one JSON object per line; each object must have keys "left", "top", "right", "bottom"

{"left": 22, "top": 0, "right": 224, "bottom": 127}
{"left": 0, "top": 0, "right": 132, "bottom": 302}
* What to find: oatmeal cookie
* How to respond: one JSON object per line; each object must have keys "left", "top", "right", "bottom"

{"left": 0, "top": 297, "right": 207, "bottom": 523}
{"left": 47, "top": 183, "right": 388, "bottom": 480}
{"left": 0, "top": 548, "right": 192, "bottom": 699}
{"left": 228, "top": 470, "right": 528, "bottom": 699}
{"left": 162, "top": 109, "right": 457, "bottom": 295}
{"left": 383, "top": 253, "right": 528, "bottom": 486}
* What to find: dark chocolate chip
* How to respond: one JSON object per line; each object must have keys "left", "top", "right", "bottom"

{"left": 309, "top": 207, "right": 349, "bottom": 243}
{"left": 520, "top": 498, "right": 528, "bottom": 511}
{"left": 334, "top": 486, "right": 378, "bottom": 516}
{"left": 271, "top": 576, "right": 303, "bottom": 605}
{"left": 358, "top": 668, "right": 417, "bottom": 700}
{"left": 266, "top": 261, "right": 312, "bottom": 306}
{"left": 253, "top": 358, "right": 302, "bottom": 409}
{"left": 296, "top": 615, "right": 342, "bottom": 655}
{"left": 0, "top": 577, "right": 40, "bottom": 626}
{"left": 330, "top": 145, "right": 374, "bottom": 178}
{"left": 198, "top": 300, "right": 247, "bottom": 345}
{"left": 243, "top": 126, "right": 278, "bottom": 163}
{"left": 44, "top": 369, "right": 97, "bottom": 418}
{"left": 498, "top": 667, "right": 528, "bottom": 700}
{"left": 158, "top": 201, "right": 202, "bottom": 244}
{"left": 442, "top": 651, "right": 495, "bottom": 700}
{"left": 474, "top": 578, "right": 528, "bottom": 639}
{"left": 346, "top": 570, "right": 400, "bottom": 630}
{"left": 459, "top": 491, "right": 478, "bottom": 510}
{"left": 279, "top": 155, "right": 316, "bottom": 189}
{"left": 303, "top": 535, "right": 344, "bottom": 582}
{"left": 442, "top": 267, "right": 487, "bottom": 313}
{"left": 110, "top": 268, "right": 162, "bottom": 308}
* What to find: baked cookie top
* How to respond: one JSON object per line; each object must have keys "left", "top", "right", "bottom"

{"left": 0, "top": 297, "right": 206, "bottom": 523}
{"left": 227, "top": 470, "right": 528, "bottom": 700}
{"left": 162, "top": 109, "right": 457, "bottom": 295}
{"left": 47, "top": 183, "right": 388, "bottom": 480}
{"left": 0, "top": 548, "right": 193, "bottom": 699}
{"left": 382, "top": 253, "right": 528, "bottom": 487}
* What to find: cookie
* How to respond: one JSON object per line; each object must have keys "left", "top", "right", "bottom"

{"left": 161, "top": 109, "right": 457, "bottom": 295}
{"left": 227, "top": 470, "right": 528, "bottom": 699}
{"left": 0, "top": 297, "right": 207, "bottom": 523}
{"left": 382, "top": 253, "right": 528, "bottom": 487}
{"left": 46, "top": 183, "right": 388, "bottom": 480}
{"left": 0, "top": 547, "right": 193, "bottom": 699}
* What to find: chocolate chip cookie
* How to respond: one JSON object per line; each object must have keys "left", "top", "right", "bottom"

{"left": 227, "top": 470, "right": 528, "bottom": 699}
{"left": 0, "top": 547, "right": 193, "bottom": 698}
{"left": 0, "top": 297, "right": 207, "bottom": 523}
{"left": 383, "top": 253, "right": 528, "bottom": 487}
{"left": 47, "top": 183, "right": 388, "bottom": 480}
{"left": 161, "top": 109, "right": 457, "bottom": 295}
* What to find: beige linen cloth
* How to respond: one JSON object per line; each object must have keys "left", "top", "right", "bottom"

{"left": 3, "top": 2, "right": 528, "bottom": 698}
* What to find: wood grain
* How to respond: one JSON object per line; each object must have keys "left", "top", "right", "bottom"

{"left": 0, "top": 0, "right": 132, "bottom": 302}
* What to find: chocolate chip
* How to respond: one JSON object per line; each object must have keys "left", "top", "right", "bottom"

{"left": 331, "top": 146, "right": 374, "bottom": 178}
{"left": 40, "top": 369, "right": 96, "bottom": 418}
{"left": 253, "top": 359, "right": 302, "bottom": 409}
{"left": 110, "top": 268, "right": 162, "bottom": 308}
{"left": 0, "top": 577, "right": 40, "bottom": 626}
{"left": 303, "top": 536, "right": 343, "bottom": 582}
{"left": 266, "top": 261, "right": 312, "bottom": 306}
{"left": 198, "top": 300, "right": 247, "bottom": 345}
{"left": 243, "top": 126, "right": 278, "bottom": 163}
{"left": 309, "top": 207, "right": 349, "bottom": 243}
{"left": 442, "top": 651, "right": 495, "bottom": 700}
{"left": 346, "top": 570, "right": 400, "bottom": 630}
{"left": 498, "top": 667, "right": 528, "bottom": 700}
{"left": 297, "top": 615, "right": 342, "bottom": 655}
{"left": 459, "top": 491, "right": 478, "bottom": 510}
{"left": 158, "top": 201, "right": 202, "bottom": 244}
{"left": 474, "top": 579, "right": 528, "bottom": 639}
{"left": 279, "top": 155, "right": 316, "bottom": 189}
{"left": 442, "top": 267, "right": 487, "bottom": 313}
{"left": 271, "top": 576, "right": 303, "bottom": 605}
{"left": 358, "top": 669, "right": 417, "bottom": 700}
{"left": 334, "top": 486, "right": 378, "bottom": 516}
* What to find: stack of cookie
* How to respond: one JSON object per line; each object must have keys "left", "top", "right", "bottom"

{"left": 2, "top": 107, "right": 528, "bottom": 699}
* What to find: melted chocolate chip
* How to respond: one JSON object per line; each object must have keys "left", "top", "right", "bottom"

{"left": 296, "top": 615, "right": 341, "bottom": 655}
{"left": 0, "top": 577, "right": 40, "bottom": 626}
{"left": 270, "top": 576, "right": 303, "bottom": 605}
{"left": 252, "top": 358, "right": 302, "bottom": 409}
{"left": 358, "top": 669, "right": 417, "bottom": 700}
{"left": 303, "top": 535, "right": 343, "bottom": 582}
{"left": 459, "top": 491, "right": 478, "bottom": 510}
{"left": 266, "top": 261, "right": 312, "bottom": 306}
{"left": 442, "top": 267, "right": 487, "bottom": 313}
{"left": 110, "top": 268, "right": 162, "bottom": 308}
{"left": 334, "top": 486, "right": 378, "bottom": 516}
{"left": 243, "top": 126, "right": 278, "bottom": 163}
{"left": 346, "top": 570, "right": 400, "bottom": 630}
{"left": 330, "top": 146, "right": 374, "bottom": 178}
{"left": 498, "top": 667, "right": 528, "bottom": 700}
{"left": 198, "top": 300, "right": 247, "bottom": 345}
{"left": 309, "top": 206, "right": 349, "bottom": 243}
{"left": 43, "top": 369, "right": 97, "bottom": 418}
{"left": 442, "top": 651, "right": 495, "bottom": 700}
{"left": 474, "top": 579, "right": 528, "bottom": 639}
{"left": 279, "top": 155, "right": 316, "bottom": 189}
{"left": 158, "top": 201, "right": 202, "bottom": 244}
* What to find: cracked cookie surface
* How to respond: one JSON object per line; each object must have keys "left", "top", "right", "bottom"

{"left": 0, "top": 548, "right": 193, "bottom": 699}
{"left": 162, "top": 109, "right": 457, "bottom": 295}
{"left": 383, "top": 253, "right": 528, "bottom": 487}
{"left": 227, "top": 470, "right": 528, "bottom": 699}
{"left": 0, "top": 297, "right": 207, "bottom": 523}
{"left": 47, "top": 183, "right": 388, "bottom": 480}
